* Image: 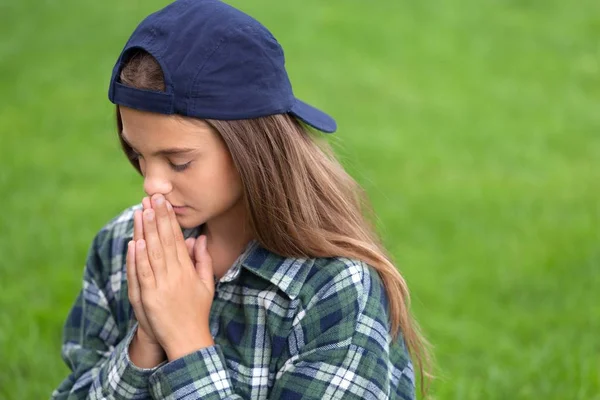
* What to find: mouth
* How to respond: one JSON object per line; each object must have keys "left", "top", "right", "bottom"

{"left": 171, "top": 205, "right": 188, "bottom": 214}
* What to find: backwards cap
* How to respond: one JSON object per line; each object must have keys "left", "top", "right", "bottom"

{"left": 108, "top": 0, "right": 337, "bottom": 133}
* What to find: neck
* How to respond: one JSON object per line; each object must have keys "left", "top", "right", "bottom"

{"left": 202, "top": 199, "right": 253, "bottom": 279}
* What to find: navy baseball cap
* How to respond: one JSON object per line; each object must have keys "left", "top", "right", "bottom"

{"left": 108, "top": 0, "right": 337, "bottom": 133}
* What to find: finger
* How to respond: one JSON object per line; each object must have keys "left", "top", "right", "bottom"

{"left": 142, "top": 208, "right": 167, "bottom": 279}
{"left": 151, "top": 194, "right": 179, "bottom": 268}
{"left": 194, "top": 235, "right": 214, "bottom": 284}
{"left": 166, "top": 200, "right": 191, "bottom": 262}
{"left": 133, "top": 210, "right": 144, "bottom": 241}
{"left": 127, "top": 241, "right": 154, "bottom": 337}
{"left": 185, "top": 238, "right": 196, "bottom": 261}
{"left": 126, "top": 241, "right": 141, "bottom": 303}
{"left": 142, "top": 196, "right": 151, "bottom": 210}
{"left": 135, "top": 239, "right": 156, "bottom": 289}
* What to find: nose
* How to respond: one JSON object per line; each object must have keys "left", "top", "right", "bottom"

{"left": 143, "top": 166, "right": 173, "bottom": 197}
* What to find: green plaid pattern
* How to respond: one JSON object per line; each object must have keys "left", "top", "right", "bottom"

{"left": 52, "top": 205, "right": 415, "bottom": 399}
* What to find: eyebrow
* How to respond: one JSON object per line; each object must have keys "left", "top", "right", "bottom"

{"left": 121, "top": 133, "right": 197, "bottom": 157}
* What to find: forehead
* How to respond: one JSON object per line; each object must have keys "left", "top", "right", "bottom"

{"left": 119, "top": 106, "right": 214, "bottom": 147}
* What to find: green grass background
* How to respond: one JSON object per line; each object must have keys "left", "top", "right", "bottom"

{"left": 1, "top": 0, "right": 599, "bottom": 398}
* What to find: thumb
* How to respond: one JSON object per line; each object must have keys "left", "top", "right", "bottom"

{"left": 194, "top": 235, "right": 214, "bottom": 284}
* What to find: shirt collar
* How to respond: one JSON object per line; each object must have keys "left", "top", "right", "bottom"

{"left": 238, "top": 240, "right": 313, "bottom": 301}
{"left": 204, "top": 239, "right": 312, "bottom": 301}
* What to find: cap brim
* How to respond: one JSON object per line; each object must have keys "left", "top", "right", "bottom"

{"left": 290, "top": 98, "right": 337, "bottom": 133}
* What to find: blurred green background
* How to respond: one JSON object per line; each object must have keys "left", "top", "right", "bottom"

{"left": 1, "top": 0, "right": 599, "bottom": 398}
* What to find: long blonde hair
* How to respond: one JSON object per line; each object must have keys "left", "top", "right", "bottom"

{"left": 117, "top": 51, "right": 432, "bottom": 394}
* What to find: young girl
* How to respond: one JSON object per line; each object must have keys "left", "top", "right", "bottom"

{"left": 53, "top": 0, "right": 430, "bottom": 398}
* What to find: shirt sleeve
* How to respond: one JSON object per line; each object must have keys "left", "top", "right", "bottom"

{"left": 148, "top": 344, "right": 237, "bottom": 399}
{"left": 146, "top": 260, "right": 415, "bottom": 400}
{"left": 52, "top": 227, "right": 161, "bottom": 399}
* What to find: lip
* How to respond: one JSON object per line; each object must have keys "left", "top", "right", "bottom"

{"left": 172, "top": 205, "right": 188, "bottom": 214}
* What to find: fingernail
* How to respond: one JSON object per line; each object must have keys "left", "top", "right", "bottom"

{"left": 137, "top": 240, "right": 146, "bottom": 249}
{"left": 166, "top": 202, "right": 172, "bottom": 211}
{"left": 155, "top": 195, "right": 164, "bottom": 205}
{"left": 144, "top": 209, "right": 154, "bottom": 221}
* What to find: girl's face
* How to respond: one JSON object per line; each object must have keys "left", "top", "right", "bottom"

{"left": 119, "top": 106, "right": 244, "bottom": 229}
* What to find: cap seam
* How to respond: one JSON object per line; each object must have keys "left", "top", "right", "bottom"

{"left": 246, "top": 24, "right": 295, "bottom": 113}
{"left": 186, "top": 24, "right": 243, "bottom": 114}
{"left": 141, "top": 32, "right": 175, "bottom": 96}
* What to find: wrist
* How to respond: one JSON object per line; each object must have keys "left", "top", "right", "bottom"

{"left": 165, "top": 331, "right": 215, "bottom": 361}
{"left": 129, "top": 332, "right": 166, "bottom": 368}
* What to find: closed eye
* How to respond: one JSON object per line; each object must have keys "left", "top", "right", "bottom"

{"left": 129, "top": 151, "right": 190, "bottom": 172}
{"left": 169, "top": 161, "right": 192, "bottom": 172}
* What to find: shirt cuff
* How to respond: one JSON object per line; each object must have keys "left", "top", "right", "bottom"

{"left": 149, "top": 345, "right": 235, "bottom": 399}
{"left": 101, "top": 323, "right": 166, "bottom": 398}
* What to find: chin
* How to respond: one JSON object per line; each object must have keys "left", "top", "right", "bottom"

{"left": 175, "top": 214, "right": 205, "bottom": 230}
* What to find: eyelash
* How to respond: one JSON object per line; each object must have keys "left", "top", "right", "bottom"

{"left": 170, "top": 161, "right": 191, "bottom": 172}
{"left": 130, "top": 152, "right": 191, "bottom": 172}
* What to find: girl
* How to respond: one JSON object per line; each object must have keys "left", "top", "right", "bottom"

{"left": 53, "top": 0, "right": 430, "bottom": 398}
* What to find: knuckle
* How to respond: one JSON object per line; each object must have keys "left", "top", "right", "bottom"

{"left": 162, "top": 236, "right": 175, "bottom": 248}
{"left": 140, "top": 268, "right": 153, "bottom": 279}
{"left": 174, "top": 230, "right": 184, "bottom": 241}
{"left": 149, "top": 248, "right": 163, "bottom": 261}
{"left": 131, "top": 298, "right": 142, "bottom": 308}
{"left": 128, "top": 294, "right": 142, "bottom": 307}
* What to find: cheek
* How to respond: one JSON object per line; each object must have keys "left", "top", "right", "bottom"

{"left": 213, "top": 155, "right": 243, "bottom": 200}
{"left": 224, "top": 156, "right": 243, "bottom": 194}
{"left": 215, "top": 161, "right": 243, "bottom": 200}
{"left": 185, "top": 157, "right": 242, "bottom": 201}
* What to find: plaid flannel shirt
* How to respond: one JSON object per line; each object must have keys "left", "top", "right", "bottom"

{"left": 52, "top": 204, "right": 415, "bottom": 399}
